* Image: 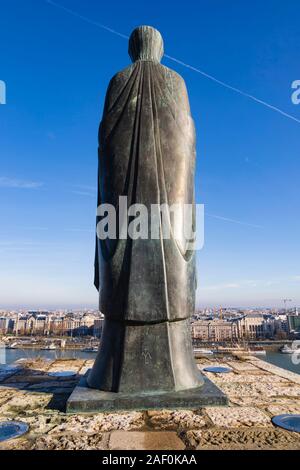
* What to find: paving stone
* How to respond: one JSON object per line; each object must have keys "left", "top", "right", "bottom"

{"left": 147, "top": 409, "right": 206, "bottom": 430}
{"left": 15, "top": 359, "right": 54, "bottom": 372}
{"left": 238, "top": 370, "right": 271, "bottom": 376}
{"left": 109, "top": 431, "right": 185, "bottom": 450}
{"left": 183, "top": 428, "right": 300, "bottom": 450}
{"left": 267, "top": 403, "right": 300, "bottom": 416}
{"left": 0, "top": 367, "right": 22, "bottom": 382}
{"left": 27, "top": 381, "right": 77, "bottom": 390}
{"left": 78, "top": 360, "right": 95, "bottom": 375}
{"left": 197, "top": 362, "right": 233, "bottom": 371}
{"left": 4, "top": 374, "right": 55, "bottom": 384}
{"left": 33, "top": 432, "right": 110, "bottom": 450}
{"left": 229, "top": 396, "right": 297, "bottom": 407}
{"left": 0, "top": 382, "right": 30, "bottom": 390}
{"left": 0, "top": 392, "right": 52, "bottom": 415}
{"left": 202, "top": 372, "right": 237, "bottom": 383}
{"left": 49, "top": 411, "right": 145, "bottom": 434}
{"left": 49, "top": 387, "right": 74, "bottom": 394}
{"left": 208, "top": 373, "right": 289, "bottom": 384}
{"left": 47, "top": 360, "right": 84, "bottom": 374}
{"left": 0, "top": 438, "right": 33, "bottom": 450}
{"left": 97, "top": 411, "right": 145, "bottom": 431}
{"left": 249, "top": 359, "right": 300, "bottom": 385}
{"left": 216, "top": 382, "right": 300, "bottom": 398}
{"left": 21, "top": 413, "right": 66, "bottom": 434}
{"left": 0, "top": 388, "right": 16, "bottom": 404}
{"left": 204, "top": 406, "right": 270, "bottom": 428}
{"left": 229, "top": 362, "right": 262, "bottom": 372}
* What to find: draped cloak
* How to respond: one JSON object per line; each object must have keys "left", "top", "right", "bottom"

{"left": 94, "top": 59, "right": 196, "bottom": 324}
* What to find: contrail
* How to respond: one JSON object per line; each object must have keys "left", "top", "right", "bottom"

{"left": 164, "top": 55, "right": 300, "bottom": 124}
{"left": 46, "top": 0, "right": 300, "bottom": 125}
{"left": 45, "top": 0, "right": 129, "bottom": 39}
{"left": 206, "top": 213, "right": 263, "bottom": 229}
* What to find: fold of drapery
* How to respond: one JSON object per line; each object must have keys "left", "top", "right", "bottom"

{"left": 95, "top": 60, "right": 196, "bottom": 323}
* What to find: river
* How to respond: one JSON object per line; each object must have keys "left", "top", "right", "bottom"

{"left": 1, "top": 348, "right": 97, "bottom": 366}
{"left": 263, "top": 350, "right": 300, "bottom": 375}
{"left": 1, "top": 348, "right": 299, "bottom": 375}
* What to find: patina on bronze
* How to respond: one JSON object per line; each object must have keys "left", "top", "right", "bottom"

{"left": 87, "top": 25, "right": 204, "bottom": 394}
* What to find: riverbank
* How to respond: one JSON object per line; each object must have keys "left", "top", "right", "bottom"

{"left": 1, "top": 347, "right": 299, "bottom": 376}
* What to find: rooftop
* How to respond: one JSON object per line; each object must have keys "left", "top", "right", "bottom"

{"left": 0, "top": 356, "right": 300, "bottom": 450}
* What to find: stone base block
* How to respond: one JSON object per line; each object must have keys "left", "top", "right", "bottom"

{"left": 67, "top": 373, "right": 228, "bottom": 413}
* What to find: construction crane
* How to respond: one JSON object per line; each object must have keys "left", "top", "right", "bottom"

{"left": 282, "top": 299, "right": 292, "bottom": 312}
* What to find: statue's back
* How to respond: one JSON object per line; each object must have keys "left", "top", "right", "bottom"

{"left": 89, "top": 26, "right": 202, "bottom": 395}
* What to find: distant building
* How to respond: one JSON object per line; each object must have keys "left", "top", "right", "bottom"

{"left": 49, "top": 317, "right": 64, "bottom": 335}
{"left": 274, "top": 314, "right": 288, "bottom": 336}
{"left": 191, "top": 321, "right": 211, "bottom": 340}
{"left": 235, "top": 313, "right": 274, "bottom": 339}
{"left": 13, "top": 313, "right": 49, "bottom": 335}
{"left": 34, "top": 315, "right": 48, "bottom": 334}
{"left": 76, "top": 314, "right": 98, "bottom": 336}
{"left": 61, "top": 315, "right": 81, "bottom": 336}
{"left": 287, "top": 314, "right": 300, "bottom": 334}
{"left": 0, "top": 309, "right": 101, "bottom": 338}
{"left": 0, "top": 317, "right": 9, "bottom": 334}
{"left": 191, "top": 319, "right": 238, "bottom": 342}
{"left": 14, "top": 315, "right": 29, "bottom": 335}
{"left": 48, "top": 313, "right": 99, "bottom": 336}
{"left": 93, "top": 317, "right": 104, "bottom": 338}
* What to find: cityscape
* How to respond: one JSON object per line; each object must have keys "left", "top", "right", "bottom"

{"left": 0, "top": 306, "right": 299, "bottom": 344}
{"left": 0, "top": 309, "right": 104, "bottom": 339}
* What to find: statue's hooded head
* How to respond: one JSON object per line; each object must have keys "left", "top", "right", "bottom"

{"left": 128, "top": 26, "right": 164, "bottom": 63}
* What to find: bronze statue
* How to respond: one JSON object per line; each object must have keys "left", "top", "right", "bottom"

{"left": 87, "top": 25, "right": 204, "bottom": 394}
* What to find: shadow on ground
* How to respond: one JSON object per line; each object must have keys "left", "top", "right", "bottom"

{"left": 0, "top": 358, "right": 88, "bottom": 412}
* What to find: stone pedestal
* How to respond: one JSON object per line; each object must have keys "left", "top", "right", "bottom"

{"left": 67, "top": 374, "right": 228, "bottom": 413}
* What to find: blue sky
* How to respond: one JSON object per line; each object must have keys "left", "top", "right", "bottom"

{"left": 0, "top": 0, "right": 299, "bottom": 309}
